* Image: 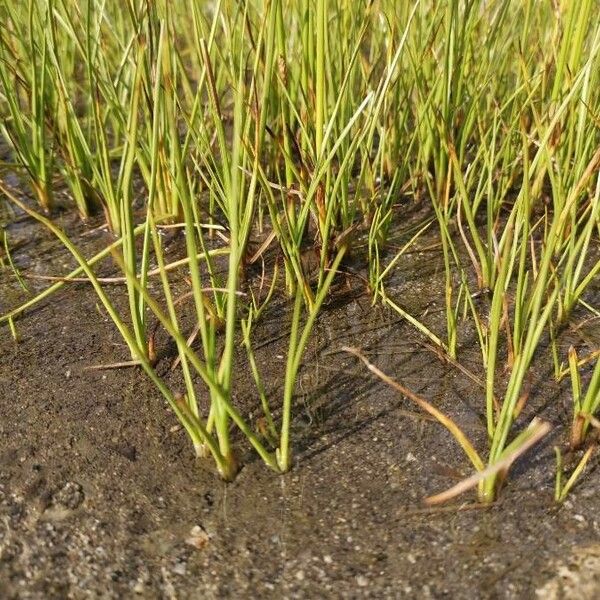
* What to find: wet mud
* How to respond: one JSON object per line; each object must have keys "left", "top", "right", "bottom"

{"left": 1, "top": 196, "right": 600, "bottom": 599}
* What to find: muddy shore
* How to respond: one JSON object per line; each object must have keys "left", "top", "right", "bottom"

{"left": 1, "top": 205, "right": 600, "bottom": 599}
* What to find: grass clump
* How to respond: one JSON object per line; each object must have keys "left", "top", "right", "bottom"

{"left": 0, "top": 0, "right": 599, "bottom": 503}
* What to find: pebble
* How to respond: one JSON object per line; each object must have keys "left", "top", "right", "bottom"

{"left": 186, "top": 525, "right": 210, "bottom": 550}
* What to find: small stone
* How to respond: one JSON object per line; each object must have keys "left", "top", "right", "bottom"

{"left": 295, "top": 570, "right": 305, "bottom": 581}
{"left": 133, "top": 581, "right": 145, "bottom": 594}
{"left": 356, "top": 575, "right": 368, "bottom": 587}
{"left": 405, "top": 452, "right": 417, "bottom": 462}
{"left": 186, "top": 525, "right": 210, "bottom": 550}
{"left": 323, "top": 555, "right": 333, "bottom": 564}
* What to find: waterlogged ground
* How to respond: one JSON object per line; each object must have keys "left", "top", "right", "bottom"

{"left": 1, "top": 196, "right": 600, "bottom": 598}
